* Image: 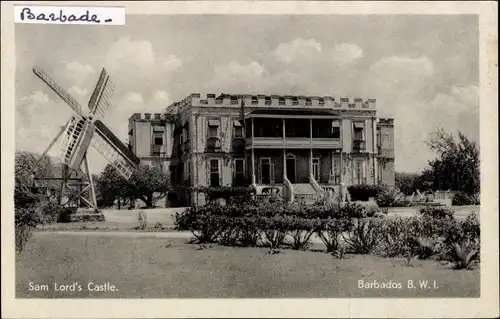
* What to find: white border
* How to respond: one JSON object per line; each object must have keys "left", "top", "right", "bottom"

{"left": 2, "top": 1, "right": 498, "bottom": 318}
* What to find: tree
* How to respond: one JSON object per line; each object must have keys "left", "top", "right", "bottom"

{"left": 14, "top": 151, "right": 57, "bottom": 208}
{"left": 425, "top": 129, "right": 479, "bottom": 195}
{"left": 395, "top": 171, "right": 434, "bottom": 195}
{"left": 95, "top": 165, "right": 128, "bottom": 208}
{"left": 96, "top": 163, "right": 171, "bottom": 208}
{"left": 395, "top": 172, "right": 420, "bottom": 195}
{"left": 128, "top": 164, "right": 171, "bottom": 207}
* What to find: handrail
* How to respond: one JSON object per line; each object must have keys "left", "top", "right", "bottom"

{"left": 283, "top": 176, "right": 294, "bottom": 203}
{"left": 309, "top": 174, "right": 325, "bottom": 195}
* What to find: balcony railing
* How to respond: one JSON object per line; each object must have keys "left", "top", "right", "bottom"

{"left": 352, "top": 140, "right": 366, "bottom": 152}
{"left": 151, "top": 145, "right": 166, "bottom": 157}
{"left": 246, "top": 137, "right": 342, "bottom": 149}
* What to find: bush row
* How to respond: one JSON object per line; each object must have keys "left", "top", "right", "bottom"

{"left": 175, "top": 204, "right": 480, "bottom": 269}
{"left": 175, "top": 201, "right": 386, "bottom": 228}
{"left": 452, "top": 191, "right": 480, "bottom": 206}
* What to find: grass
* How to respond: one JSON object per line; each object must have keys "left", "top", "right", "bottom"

{"left": 16, "top": 233, "right": 479, "bottom": 298}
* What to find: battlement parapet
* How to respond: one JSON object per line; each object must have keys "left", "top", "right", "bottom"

{"left": 177, "top": 93, "right": 377, "bottom": 110}
{"left": 129, "top": 112, "right": 170, "bottom": 122}
{"left": 378, "top": 118, "right": 395, "bottom": 126}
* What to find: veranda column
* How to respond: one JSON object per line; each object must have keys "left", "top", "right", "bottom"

{"left": 339, "top": 118, "right": 345, "bottom": 202}
{"left": 251, "top": 117, "right": 256, "bottom": 185}
{"left": 283, "top": 118, "right": 287, "bottom": 179}
{"left": 309, "top": 118, "right": 313, "bottom": 177}
{"left": 372, "top": 116, "right": 378, "bottom": 185}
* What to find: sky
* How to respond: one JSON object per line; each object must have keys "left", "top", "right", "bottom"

{"left": 15, "top": 14, "right": 479, "bottom": 174}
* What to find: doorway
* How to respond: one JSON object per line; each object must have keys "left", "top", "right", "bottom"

{"left": 286, "top": 154, "right": 296, "bottom": 183}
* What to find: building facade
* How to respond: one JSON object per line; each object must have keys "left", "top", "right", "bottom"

{"left": 128, "top": 93, "right": 395, "bottom": 206}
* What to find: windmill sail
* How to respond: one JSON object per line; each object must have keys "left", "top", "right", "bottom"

{"left": 57, "top": 116, "right": 85, "bottom": 165}
{"left": 57, "top": 115, "right": 96, "bottom": 172}
{"left": 32, "top": 67, "right": 84, "bottom": 117}
{"left": 91, "top": 120, "right": 140, "bottom": 180}
{"left": 88, "top": 68, "right": 115, "bottom": 120}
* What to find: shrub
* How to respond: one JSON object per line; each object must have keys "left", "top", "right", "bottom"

{"left": 343, "top": 218, "right": 384, "bottom": 254}
{"left": 377, "top": 217, "right": 412, "bottom": 257}
{"left": 285, "top": 217, "right": 322, "bottom": 250}
{"left": 452, "top": 192, "right": 480, "bottom": 206}
{"left": 15, "top": 206, "right": 43, "bottom": 252}
{"left": 418, "top": 206, "right": 455, "bottom": 219}
{"left": 137, "top": 211, "right": 148, "bottom": 230}
{"left": 375, "top": 187, "right": 408, "bottom": 207}
{"left": 340, "top": 202, "right": 367, "bottom": 219}
{"left": 347, "top": 184, "right": 385, "bottom": 201}
{"left": 37, "top": 200, "right": 64, "bottom": 224}
{"left": 451, "top": 240, "right": 478, "bottom": 270}
{"left": 316, "top": 218, "right": 351, "bottom": 252}
{"left": 195, "top": 186, "right": 255, "bottom": 202}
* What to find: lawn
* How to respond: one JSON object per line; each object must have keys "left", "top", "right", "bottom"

{"left": 16, "top": 233, "right": 480, "bottom": 298}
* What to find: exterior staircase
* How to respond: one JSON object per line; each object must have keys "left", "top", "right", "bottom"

{"left": 293, "top": 183, "right": 321, "bottom": 204}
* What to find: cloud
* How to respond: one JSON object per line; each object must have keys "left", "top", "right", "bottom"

{"left": 104, "top": 37, "right": 155, "bottom": 72}
{"left": 123, "top": 92, "right": 144, "bottom": 103}
{"left": 209, "top": 61, "right": 266, "bottom": 92}
{"left": 332, "top": 43, "right": 364, "bottom": 66}
{"left": 151, "top": 90, "right": 170, "bottom": 104}
{"left": 369, "top": 56, "right": 434, "bottom": 90}
{"left": 53, "top": 61, "right": 96, "bottom": 87}
{"left": 274, "top": 38, "right": 322, "bottom": 64}
{"left": 68, "top": 86, "right": 89, "bottom": 98}
{"left": 163, "top": 54, "right": 183, "bottom": 71}
{"left": 16, "top": 90, "right": 73, "bottom": 156}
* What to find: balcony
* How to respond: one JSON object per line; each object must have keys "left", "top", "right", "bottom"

{"left": 352, "top": 140, "right": 366, "bottom": 152}
{"left": 206, "top": 137, "right": 221, "bottom": 152}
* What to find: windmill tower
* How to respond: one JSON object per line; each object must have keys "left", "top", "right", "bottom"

{"left": 30, "top": 66, "right": 141, "bottom": 211}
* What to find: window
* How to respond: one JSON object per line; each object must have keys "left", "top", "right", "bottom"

{"left": 332, "top": 120, "right": 341, "bottom": 139}
{"left": 278, "top": 97, "right": 285, "bottom": 105}
{"left": 208, "top": 126, "right": 218, "bottom": 138}
{"left": 251, "top": 97, "right": 258, "bottom": 104}
{"left": 331, "top": 156, "right": 341, "bottom": 184}
{"left": 230, "top": 96, "right": 238, "bottom": 104}
{"left": 234, "top": 158, "right": 245, "bottom": 185}
{"left": 233, "top": 120, "right": 243, "bottom": 138}
{"left": 154, "top": 136, "right": 163, "bottom": 145}
{"left": 208, "top": 119, "right": 219, "bottom": 139}
{"left": 209, "top": 159, "right": 220, "bottom": 187}
{"left": 353, "top": 121, "right": 365, "bottom": 140}
{"left": 265, "top": 97, "right": 271, "bottom": 105}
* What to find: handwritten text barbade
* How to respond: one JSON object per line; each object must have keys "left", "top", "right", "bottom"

{"left": 19, "top": 7, "right": 113, "bottom": 24}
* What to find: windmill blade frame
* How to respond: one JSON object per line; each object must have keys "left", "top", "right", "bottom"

{"left": 91, "top": 120, "right": 140, "bottom": 180}
{"left": 32, "top": 67, "right": 85, "bottom": 117}
{"left": 88, "top": 68, "right": 115, "bottom": 121}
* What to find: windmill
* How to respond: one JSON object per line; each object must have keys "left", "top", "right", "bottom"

{"left": 30, "top": 66, "right": 141, "bottom": 211}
